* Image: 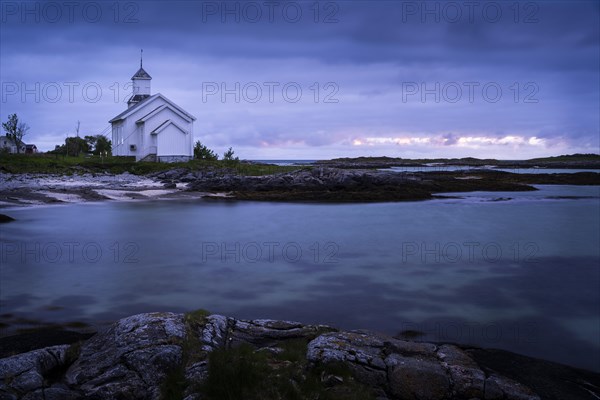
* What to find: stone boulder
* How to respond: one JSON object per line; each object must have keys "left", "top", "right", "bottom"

{"left": 0, "top": 313, "right": 547, "bottom": 400}
{"left": 0, "top": 345, "right": 77, "bottom": 400}
{"left": 65, "top": 312, "right": 185, "bottom": 400}
{"left": 307, "top": 331, "right": 540, "bottom": 400}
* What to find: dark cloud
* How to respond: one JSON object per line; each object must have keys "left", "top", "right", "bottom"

{"left": 1, "top": 0, "right": 598, "bottom": 157}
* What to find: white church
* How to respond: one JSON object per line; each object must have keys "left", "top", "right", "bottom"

{"left": 110, "top": 56, "right": 195, "bottom": 162}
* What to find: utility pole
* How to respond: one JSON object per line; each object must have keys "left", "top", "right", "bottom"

{"left": 76, "top": 121, "right": 81, "bottom": 156}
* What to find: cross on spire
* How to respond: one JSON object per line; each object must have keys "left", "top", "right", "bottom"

{"left": 140, "top": 49, "right": 143, "bottom": 68}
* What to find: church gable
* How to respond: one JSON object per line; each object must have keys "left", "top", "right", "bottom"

{"left": 156, "top": 121, "right": 191, "bottom": 157}
{"left": 136, "top": 102, "right": 194, "bottom": 125}
{"left": 151, "top": 119, "right": 190, "bottom": 135}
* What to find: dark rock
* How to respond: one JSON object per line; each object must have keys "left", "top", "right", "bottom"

{"left": 0, "top": 329, "right": 95, "bottom": 358}
{"left": 229, "top": 318, "right": 328, "bottom": 348}
{"left": 65, "top": 312, "right": 186, "bottom": 400}
{"left": 0, "top": 214, "right": 15, "bottom": 223}
{"left": 388, "top": 356, "right": 450, "bottom": 400}
{"left": 6, "top": 312, "right": 598, "bottom": 400}
{"left": 0, "top": 345, "right": 71, "bottom": 397}
{"left": 468, "top": 347, "right": 600, "bottom": 400}
{"left": 21, "top": 386, "right": 80, "bottom": 400}
{"left": 179, "top": 173, "right": 197, "bottom": 182}
{"left": 307, "top": 331, "right": 540, "bottom": 400}
{"left": 184, "top": 167, "right": 542, "bottom": 203}
{"left": 163, "top": 168, "right": 190, "bottom": 180}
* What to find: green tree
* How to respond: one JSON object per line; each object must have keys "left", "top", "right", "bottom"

{"left": 2, "top": 113, "right": 29, "bottom": 154}
{"left": 223, "top": 147, "right": 239, "bottom": 162}
{"left": 84, "top": 135, "right": 112, "bottom": 155}
{"left": 51, "top": 144, "right": 66, "bottom": 155}
{"left": 194, "top": 140, "right": 219, "bottom": 160}
{"left": 65, "top": 136, "right": 89, "bottom": 157}
{"left": 95, "top": 135, "right": 112, "bottom": 155}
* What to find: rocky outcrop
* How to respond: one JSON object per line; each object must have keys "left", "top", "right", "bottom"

{"left": 2, "top": 166, "right": 597, "bottom": 207}
{"left": 64, "top": 312, "right": 185, "bottom": 399}
{"left": 0, "top": 312, "right": 333, "bottom": 400}
{"left": 183, "top": 167, "right": 544, "bottom": 202}
{"left": 0, "top": 345, "right": 77, "bottom": 400}
{"left": 186, "top": 167, "right": 414, "bottom": 192}
{"left": 2, "top": 312, "right": 595, "bottom": 400}
{"left": 307, "top": 331, "right": 539, "bottom": 400}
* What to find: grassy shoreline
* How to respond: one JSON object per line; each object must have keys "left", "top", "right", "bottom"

{"left": 0, "top": 154, "right": 300, "bottom": 176}
{"left": 1, "top": 153, "right": 599, "bottom": 176}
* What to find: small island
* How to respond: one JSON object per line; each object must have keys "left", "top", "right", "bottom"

{"left": 1, "top": 154, "right": 599, "bottom": 207}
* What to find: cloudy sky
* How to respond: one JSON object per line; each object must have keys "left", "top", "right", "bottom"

{"left": 1, "top": 0, "right": 598, "bottom": 159}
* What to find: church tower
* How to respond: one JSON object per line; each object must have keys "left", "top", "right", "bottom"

{"left": 127, "top": 49, "right": 152, "bottom": 108}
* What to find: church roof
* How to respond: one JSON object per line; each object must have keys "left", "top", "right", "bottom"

{"left": 131, "top": 67, "right": 152, "bottom": 80}
{"left": 109, "top": 95, "right": 154, "bottom": 123}
{"left": 109, "top": 93, "right": 196, "bottom": 123}
{"left": 128, "top": 94, "right": 151, "bottom": 105}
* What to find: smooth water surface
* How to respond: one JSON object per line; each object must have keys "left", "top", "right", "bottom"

{"left": 1, "top": 185, "right": 599, "bottom": 371}
{"left": 386, "top": 166, "right": 600, "bottom": 174}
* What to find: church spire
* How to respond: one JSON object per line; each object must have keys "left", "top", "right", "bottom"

{"left": 131, "top": 51, "right": 151, "bottom": 80}
{"left": 128, "top": 50, "right": 152, "bottom": 108}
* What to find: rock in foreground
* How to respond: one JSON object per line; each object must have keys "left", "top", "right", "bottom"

{"left": 1, "top": 312, "right": 597, "bottom": 399}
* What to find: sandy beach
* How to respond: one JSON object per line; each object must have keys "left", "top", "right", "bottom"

{"left": 0, "top": 172, "right": 205, "bottom": 208}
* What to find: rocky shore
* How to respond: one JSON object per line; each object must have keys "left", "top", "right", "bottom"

{"left": 1, "top": 166, "right": 599, "bottom": 207}
{"left": 172, "top": 167, "right": 598, "bottom": 202}
{"left": 0, "top": 172, "right": 204, "bottom": 208}
{"left": 1, "top": 312, "right": 599, "bottom": 400}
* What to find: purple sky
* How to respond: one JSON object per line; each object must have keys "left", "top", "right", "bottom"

{"left": 1, "top": 1, "right": 599, "bottom": 159}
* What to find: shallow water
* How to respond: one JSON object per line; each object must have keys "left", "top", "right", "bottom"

{"left": 386, "top": 166, "right": 599, "bottom": 174}
{"left": 1, "top": 185, "right": 599, "bottom": 371}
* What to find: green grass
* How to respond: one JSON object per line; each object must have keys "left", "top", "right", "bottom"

{"left": 0, "top": 153, "right": 301, "bottom": 176}
{"left": 160, "top": 308, "right": 213, "bottom": 400}
{"left": 160, "top": 366, "right": 188, "bottom": 400}
{"left": 200, "top": 340, "right": 376, "bottom": 400}
{"left": 184, "top": 308, "right": 211, "bottom": 324}
{"left": 153, "top": 308, "right": 370, "bottom": 400}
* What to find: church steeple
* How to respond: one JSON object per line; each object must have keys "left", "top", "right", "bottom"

{"left": 128, "top": 49, "right": 152, "bottom": 108}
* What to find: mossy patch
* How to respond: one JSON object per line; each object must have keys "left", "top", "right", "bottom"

{"left": 184, "top": 308, "right": 210, "bottom": 325}
{"left": 159, "top": 309, "right": 211, "bottom": 399}
{"left": 158, "top": 311, "right": 374, "bottom": 400}
{"left": 199, "top": 341, "right": 376, "bottom": 400}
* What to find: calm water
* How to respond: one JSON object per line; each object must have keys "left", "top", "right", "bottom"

{"left": 1, "top": 185, "right": 599, "bottom": 371}
{"left": 254, "top": 160, "right": 600, "bottom": 173}
{"left": 386, "top": 166, "right": 600, "bottom": 174}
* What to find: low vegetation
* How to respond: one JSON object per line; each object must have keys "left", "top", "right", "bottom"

{"left": 200, "top": 341, "right": 376, "bottom": 400}
{"left": 0, "top": 153, "right": 299, "bottom": 176}
{"left": 158, "top": 308, "right": 374, "bottom": 400}
{"left": 321, "top": 153, "right": 600, "bottom": 167}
